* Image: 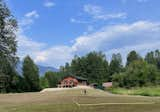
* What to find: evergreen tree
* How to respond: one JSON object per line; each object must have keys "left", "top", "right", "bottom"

{"left": 155, "top": 50, "right": 160, "bottom": 69}
{"left": 126, "top": 50, "right": 141, "bottom": 66}
{"left": 0, "top": 0, "right": 18, "bottom": 93}
{"left": 109, "top": 53, "right": 123, "bottom": 81}
{"left": 22, "top": 56, "right": 40, "bottom": 92}
{"left": 85, "top": 52, "right": 109, "bottom": 83}
{"left": 71, "top": 55, "right": 87, "bottom": 77}
{"left": 64, "top": 62, "right": 72, "bottom": 75}
{"left": 145, "top": 51, "right": 156, "bottom": 64}
{"left": 70, "top": 51, "right": 109, "bottom": 84}
{"left": 145, "top": 50, "right": 160, "bottom": 69}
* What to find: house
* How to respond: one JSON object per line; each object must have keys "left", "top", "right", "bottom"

{"left": 102, "top": 82, "right": 113, "bottom": 88}
{"left": 58, "top": 75, "right": 88, "bottom": 88}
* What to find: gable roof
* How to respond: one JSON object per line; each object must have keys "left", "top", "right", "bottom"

{"left": 62, "top": 75, "right": 87, "bottom": 81}
{"left": 74, "top": 76, "right": 87, "bottom": 81}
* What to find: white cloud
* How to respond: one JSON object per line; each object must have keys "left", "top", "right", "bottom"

{"left": 106, "top": 41, "right": 160, "bottom": 64}
{"left": 16, "top": 29, "right": 46, "bottom": 59}
{"left": 96, "top": 13, "right": 126, "bottom": 20}
{"left": 44, "top": 1, "right": 55, "bottom": 8}
{"left": 17, "top": 15, "right": 72, "bottom": 67}
{"left": 70, "top": 18, "right": 91, "bottom": 24}
{"left": 84, "top": 4, "right": 103, "bottom": 16}
{"left": 83, "top": 4, "right": 127, "bottom": 20}
{"left": 71, "top": 21, "right": 160, "bottom": 62}
{"left": 17, "top": 28, "right": 73, "bottom": 67}
{"left": 17, "top": 20, "right": 160, "bottom": 68}
{"left": 34, "top": 46, "right": 73, "bottom": 67}
{"left": 25, "top": 10, "right": 39, "bottom": 18}
{"left": 19, "top": 19, "right": 33, "bottom": 27}
{"left": 73, "top": 21, "right": 160, "bottom": 52}
{"left": 19, "top": 10, "right": 39, "bottom": 28}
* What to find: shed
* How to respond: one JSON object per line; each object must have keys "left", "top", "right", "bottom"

{"left": 102, "top": 82, "right": 113, "bottom": 88}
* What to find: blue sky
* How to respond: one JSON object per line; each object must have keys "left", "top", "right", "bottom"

{"left": 6, "top": 0, "right": 160, "bottom": 68}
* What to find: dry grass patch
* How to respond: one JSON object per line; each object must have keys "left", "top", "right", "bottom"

{"left": 0, "top": 88, "right": 159, "bottom": 112}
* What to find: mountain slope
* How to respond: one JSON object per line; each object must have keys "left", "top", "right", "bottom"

{"left": 16, "top": 62, "right": 59, "bottom": 76}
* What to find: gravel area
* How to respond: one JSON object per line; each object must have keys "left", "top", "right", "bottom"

{"left": 40, "top": 86, "right": 93, "bottom": 92}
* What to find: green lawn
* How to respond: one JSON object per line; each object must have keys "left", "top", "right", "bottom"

{"left": 107, "top": 87, "right": 160, "bottom": 96}
{"left": 0, "top": 88, "right": 160, "bottom": 112}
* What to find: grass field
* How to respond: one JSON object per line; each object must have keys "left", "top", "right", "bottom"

{"left": 108, "top": 87, "right": 160, "bottom": 96}
{"left": 0, "top": 88, "right": 160, "bottom": 112}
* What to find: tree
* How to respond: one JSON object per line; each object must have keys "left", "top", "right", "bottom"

{"left": 70, "top": 51, "right": 109, "bottom": 84}
{"left": 70, "top": 55, "right": 87, "bottom": 77}
{"left": 22, "top": 56, "right": 40, "bottom": 92}
{"left": 40, "top": 76, "right": 49, "bottom": 89}
{"left": 109, "top": 53, "right": 123, "bottom": 81}
{"left": 155, "top": 50, "right": 160, "bottom": 69}
{"left": 145, "top": 51, "right": 156, "bottom": 65}
{"left": 64, "top": 62, "right": 72, "bottom": 75}
{"left": 145, "top": 50, "right": 160, "bottom": 69}
{"left": 40, "top": 71, "right": 66, "bottom": 89}
{"left": 9, "top": 74, "right": 26, "bottom": 93}
{"left": 113, "top": 60, "right": 160, "bottom": 88}
{"left": 0, "top": 0, "right": 18, "bottom": 67}
{"left": 85, "top": 52, "right": 109, "bottom": 83}
{"left": 126, "top": 50, "right": 141, "bottom": 66}
{"left": 0, "top": 0, "right": 18, "bottom": 92}
{"left": 44, "top": 71, "right": 59, "bottom": 88}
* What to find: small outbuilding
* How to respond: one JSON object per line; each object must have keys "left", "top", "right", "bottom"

{"left": 102, "top": 82, "right": 113, "bottom": 88}
{"left": 58, "top": 75, "right": 88, "bottom": 88}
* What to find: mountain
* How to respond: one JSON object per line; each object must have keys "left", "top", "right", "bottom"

{"left": 16, "top": 62, "right": 59, "bottom": 76}
{"left": 38, "top": 65, "right": 59, "bottom": 76}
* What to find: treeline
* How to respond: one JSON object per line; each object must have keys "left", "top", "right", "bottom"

{"left": 60, "top": 52, "right": 110, "bottom": 84}
{"left": 60, "top": 50, "right": 160, "bottom": 88}
{"left": 40, "top": 71, "right": 65, "bottom": 89}
{"left": 113, "top": 50, "right": 160, "bottom": 88}
{"left": 60, "top": 51, "right": 122, "bottom": 84}
{"left": 0, "top": 55, "right": 41, "bottom": 93}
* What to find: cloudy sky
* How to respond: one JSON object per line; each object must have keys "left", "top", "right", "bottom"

{"left": 6, "top": 0, "right": 160, "bottom": 68}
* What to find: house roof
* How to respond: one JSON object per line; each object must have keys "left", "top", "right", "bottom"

{"left": 62, "top": 75, "right": 87, "bottom": 81}
{"left": 74, "top": 76, "right": 87, "bottom": 81}
{"left": 103, "top": 82, "right": 112, "bottom": 87}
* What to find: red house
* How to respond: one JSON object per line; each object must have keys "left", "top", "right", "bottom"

{"left": 58, "top": 76, "right": 87, "bottom": 88}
